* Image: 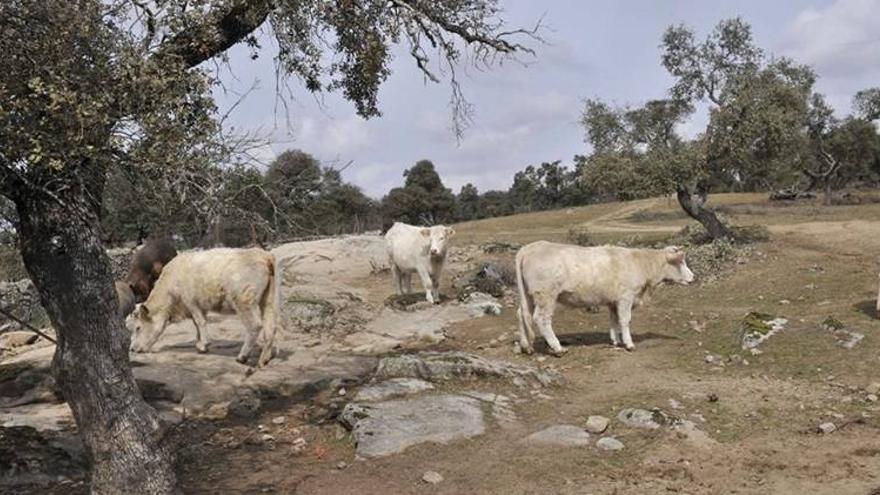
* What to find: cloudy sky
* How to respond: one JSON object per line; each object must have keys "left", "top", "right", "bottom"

{"left": 212, "top": 0, "right": 880, "bottom": 198}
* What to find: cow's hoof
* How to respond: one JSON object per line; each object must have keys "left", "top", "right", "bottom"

{"left": 196, "top": 344, "right": 209, "bottom": 354}
{"left": 624, "top": 344, "right": 635, "bottom": 352}
{"left": 549, "top": 347, "right": 569, "bottom": 357}
{"left": 235, "top": 355, "right": 249, "bottom": 365}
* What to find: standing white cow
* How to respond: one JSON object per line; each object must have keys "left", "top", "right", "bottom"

{"left": 385, "top": 222, "right": 455, "bottom": 304}
{"left": 128, "top": 247, "right": 282, "bottom": 367}
{"left": 515, "top": 241, "right": 694, "bottom": 356}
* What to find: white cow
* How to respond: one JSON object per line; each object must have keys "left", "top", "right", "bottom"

{"left": 385, "top": 222, "right": 455, "bottom": 304}
{"left": 128, "top": 247, "right": 282, "bottom": 367}
{"left": 515, "top": 241, "right": 694, "bottom": 356}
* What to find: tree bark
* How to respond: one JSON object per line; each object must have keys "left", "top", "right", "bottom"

{"left": 12, "top": 165, "right": 175, "bottom": 494}
{"left": 823, "top": 180, "right": 833, "bottom": 206}
{"left": 676, "top": 184, "right": 732, "bottom": 240}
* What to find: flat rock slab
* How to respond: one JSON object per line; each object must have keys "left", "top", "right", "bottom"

{"left": 340, "top": 394, "right": 486, "bottom": 458}
{"left": 375, "top": 351, "right": 562, "bottom": 387}
{"left": 524, "top": 425, "right": 590, "bottom": 447}
{"left": 617, "top": 408, "right": 669, "bottom": 430}
{"left": 354, "top": 378, "right": 435, "bottom": 402}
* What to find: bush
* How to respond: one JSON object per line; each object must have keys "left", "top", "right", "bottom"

{"left": 566, "top": 226, "right": 593, "bottom": 246}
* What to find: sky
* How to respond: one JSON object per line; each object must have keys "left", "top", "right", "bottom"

{"left": 211, "top": 0, "right": 880, "bottom": 198}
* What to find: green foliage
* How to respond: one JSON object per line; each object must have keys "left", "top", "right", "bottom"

{"left": 455, "top": 183, "right": 482, "bottom": 221}
{"left": 382, "top": 160, "right": 455, "bottom": 225}
{"left": 853, "top": 87, "right": 880, "bottom": 121}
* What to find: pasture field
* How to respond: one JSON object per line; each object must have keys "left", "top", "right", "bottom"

{"left": 5, "top": 193, "right": 880, "bottom": 494}
{"left": 171, "top": 193, "right": 880, "bottom": 494}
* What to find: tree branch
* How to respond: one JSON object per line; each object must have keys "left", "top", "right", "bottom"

{"left": 151, "top": 0, "right": 273, "bottom": 69}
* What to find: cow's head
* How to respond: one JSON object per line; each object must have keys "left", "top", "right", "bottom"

{"left": 663, "top": 246, "right": 695, "bottom": 285}
{"left": 421, "top": 226, "right": 455, "bottom": 259}
{"left": 127, "top": 304, "right": 159, "bottom": 353}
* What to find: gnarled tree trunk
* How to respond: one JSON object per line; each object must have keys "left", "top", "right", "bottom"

{"left": 676, "top": 184, "right": 731, "bottom": 240}
{"left": 11, "top": 163, "right": 175, "bottom": 494}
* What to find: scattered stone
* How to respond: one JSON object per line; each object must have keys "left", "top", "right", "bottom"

{"left": 340, "top": 395, "right": 485, "bottom": 458}
{"left": 866, "top": 383, "right": 880, "bottom": 396}
{"left": 338, "top": 387, "right": 347, "bottom": 396}
{"left": 291, "top": 437, "right": 307, "bottom": 453}
{"left": 374, "top": 351, "right": 562, "bottom": 387}
{"left": 596, "top": 437, "right": 624, "bottom": 451}
{"left": 817, "top": 422, "right": 836, "bottom": 434}
{"left": 688, "top": 320, "right": 705, "bottom": 333}
{"left": 741, "top": 312, "right": 787, "bottom": 350}
{"left": 867, "top": 394, "right": 878, "bottom": 403}
{"left": 618, "top": 408, "right": 670, "bottom": 429}
{"left": 524, "top": 425, "right": 590, "bottom": 447}
{"left": 821, "top": 317, "right": 865, "bottom": 349}
{"left": 354, "top": 378, "right": 435, "bottom": 402}
{"left": 512, "top": 377, "right": 526, "bottom": 388}
{"left": 261, "top": 433, "right": 275, "bottom": 442}
{"left": 336, "top": 461, "right": 348, "bottom": 470}
{"left": 422, "top": 471, "right": 444, "bottom": 485}
{"left": 271, "top": 416, "right": 286, "bottom": 425}
{"left": 668, "top": 399, "right": 683, "bottom": 410}
{"left": 585, "top": 415, "right": 610, "bottom": 434}
{"left": 707, "top": 393, "right": 719, "bottom": 403}
{"left": 463, "top": 292, "right": 503, "bottom": 317}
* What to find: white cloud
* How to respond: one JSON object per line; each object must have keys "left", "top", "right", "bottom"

{"left": 779, "top": 0, "right": 880, "bottom": 79}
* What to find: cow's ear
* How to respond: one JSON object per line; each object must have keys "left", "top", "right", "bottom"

{"left": 446, "top": 227, "right": 455, "bottom": 237}
{"left": 138, "top": 304, "right": 150, "bottom": 320}
{"left": 667, "top": 251, "right": 685, "bottom": 265}
{"left": 420, "top": 228, "right": 431, "bottom": 237}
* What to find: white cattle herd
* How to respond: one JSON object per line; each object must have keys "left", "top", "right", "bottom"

{"left": 122, "top": 221, "right": 877, "bottom": 367}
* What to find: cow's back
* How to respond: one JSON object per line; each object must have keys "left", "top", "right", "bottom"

{"left": 519, "top": 242, "right": 649, "bottom": 303}
{"left": 154, "top": 247, "right": 274, "bottom": 312}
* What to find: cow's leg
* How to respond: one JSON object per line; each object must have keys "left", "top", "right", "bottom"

{"left": 235, "top": 305, "right": 263, "bottom": 364}
{"left": 390, "top": 263, "right": 403, "bottom": 295}
{"left": 617, "top": 298, "right": 636, "bottom": 351}
{"left": 516, "top": 304, "right": 535, "bottom": 355}
{"left": 608, "top": 304, "right": 621, "bottom": 347}
{"left": 429, "top": 270, "right": 441, "bottom": 303}
{"left": 533, "top": 297, "right": 566, "bottom": 356}
{"left": 188, "top": 306, "right": 210, "bottom": 353}
{"left": 402, "top": 272, "right": 413, "bottom": 294}
{"left": 416, "top": 265, "right": 436, "bottom": 304}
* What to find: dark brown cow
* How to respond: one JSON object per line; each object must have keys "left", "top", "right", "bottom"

{"left": 124, "top": 237, "right": 178, "bottom": 302}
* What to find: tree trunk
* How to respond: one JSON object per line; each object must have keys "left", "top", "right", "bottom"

{"left": 13, "top": 172, "right": 175, "bottom": 493}
{"left": 823, "top": 180, "right": 833, "bottom": 206}
{"left": 676, "top": 185, "right": 732, "bottom": 240}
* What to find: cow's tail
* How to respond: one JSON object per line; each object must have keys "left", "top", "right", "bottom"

{"left": 515, "top": 248, "right": 535, "bottom": 354}
{"left": 258, "top": 253, "right": 283, "bottom": 367}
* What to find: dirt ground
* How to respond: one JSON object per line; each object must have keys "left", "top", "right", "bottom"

{"left": 7, "top": 192, "right": 880, "bottom": 494}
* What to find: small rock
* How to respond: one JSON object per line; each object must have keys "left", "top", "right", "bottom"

{"left": 707, "top": 393, "right": 719, "bottom": 403}
{"left": 817, "top": 422, "right": 836, "bottom": 434}
{"left": 668, "top": 399, "right": 683, "bottom": 410}
{"left": 704, "top": 355, "right": 716, "bottom": 364}
{"left": 336, "top": 461, "right": 348, "bottom": 470}
{"left": 271, "top": 416, "right": 286, "bottom": 425}
{"left": 524, "top": 425, "right": 591, "bottom": 447}
{"left": 338, "top": 387, "right": 347, "bottom": 396}
{"left": 261, "top": 434, "right": 275, "bottom": 442}
{"left": 292, "top": 437, "right": 307, "bottom": 453}
{"left": 512, "top": 377, "right": 527, "bottom": 388}
{"left": 688, "top": 320, "right": 705, "bottom": 333}
{"left": 779, "top": 300, "right": 791, "bottom": 305}
{"left": 536, "top": 356, "right": 547, "bottom": 363}
{"left": 596, "top": 437, "right": 624, "bottom": 451}
{"left": 867, "top": 394, "right": 878, "bottom": 403}
{"left": 422, "top": 471, "right": 444, "bottom": 484}
{"left": 585, "top": 415, "right": 610, "bottom": 434}
{"left": 617, "top": 408, "right": 667, "bottom": 429}
{"left": 866, "top": 383, "right": 880, "bottom": 395}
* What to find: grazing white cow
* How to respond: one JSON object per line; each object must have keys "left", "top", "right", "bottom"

{"left": 515, "top": 241, "right": 694, "bottom": 356}
{"left": 385, "top": 222, "right": 455, "bottom": 304}
{"left": 128, "top": 247, "right": 282, "bottom": 367}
